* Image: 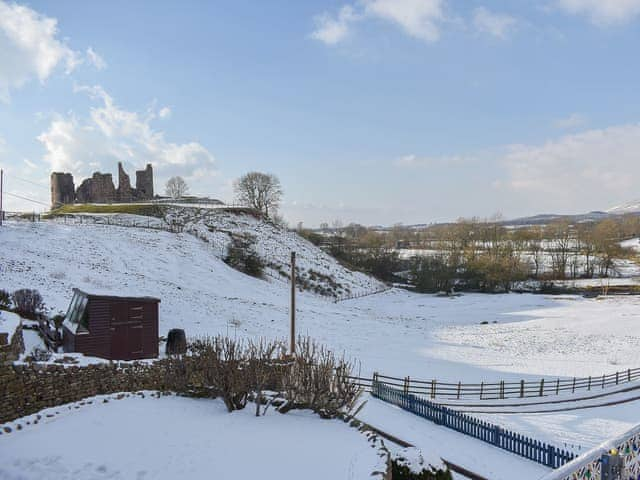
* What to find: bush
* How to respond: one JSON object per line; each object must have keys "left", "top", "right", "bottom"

{"left": 279, "top": 337, "right": 359, "bottom": 418}
{"left": 392, "top": 462, "right": 452, "bottom": 480}
{"left": 224, "top": 238, "right": 264, "bottom": 278}
{"left": 11, "top": 289, "right": 44, "bottom": 319}
{"left": 0, "top": 289, "right": 10, "bottom": 310}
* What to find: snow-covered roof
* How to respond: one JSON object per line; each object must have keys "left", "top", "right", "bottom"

{"left": 0, "top": 310, "right": 22, "bottom": 342}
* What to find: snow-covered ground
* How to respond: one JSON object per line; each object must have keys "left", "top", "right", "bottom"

{"left": 0, "top": 393, "right": 385, "bottom": 480}
{"left": 3, "top": 219, "right": 640, "bottom": 477}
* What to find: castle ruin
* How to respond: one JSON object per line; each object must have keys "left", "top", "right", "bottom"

{"left": 51, "top": 162, "right": 154, "bottom": 208}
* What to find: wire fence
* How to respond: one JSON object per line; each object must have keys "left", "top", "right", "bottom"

{"left": 372, "top": 380, "right": 576, "bottom": 469}
{"left": 334, "top": 286, "right": 394, "bottom": 303}
{"left": 50, "top": 214, "right": 184, "bottom": 233}
{"left": 346, "top": 367, "right": 640, "bottom": 400}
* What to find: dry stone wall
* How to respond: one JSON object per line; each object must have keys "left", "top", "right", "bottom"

{"left": 0, "top": 360, "right": 176, "bottom": 423}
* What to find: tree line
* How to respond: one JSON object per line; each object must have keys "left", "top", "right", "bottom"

{"left": 305, "top": 215, "right": 640, "bottom": 293}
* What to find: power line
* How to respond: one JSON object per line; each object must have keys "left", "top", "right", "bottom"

{"left": 5, "top": 174, "right": 50, "bottom": 190}
{"left": 5, "top": 191, "right": 49, "bottom": 207}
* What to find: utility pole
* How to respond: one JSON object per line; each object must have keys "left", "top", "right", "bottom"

{"left": 290, "top": 251, "right": 296, "bottom": 355}
{"left": 0, "top": 169, "right": 3, "bottom": 227}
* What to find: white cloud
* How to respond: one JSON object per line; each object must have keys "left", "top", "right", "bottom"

{"left": 86, "top": 47, "right": 107, "bottom": 70}
{"left": 0, "top": 1, "right": 80, "bottom": 102}
{"left": 499, "top": 123, "right": 640, "bottom": 209}
{"left": 38, "top": 85, "right": 217, "bottom": 193}
{"left": 310, "top": 5, "right": 359, "bottom": 45}
{"left": 311, "top": 0, "right": 446, "bottom": 45}
{"left": 553, "top": 113, "right": 588, "bottom": 129}
{"left": 556, "top": 0, "right": 640, "bottom": 25}
{"left": 363, "top": 0, "right": 445, "bottom": 43}
{"left": 158, "top": 106, "right": 172, "bottom": 119}
{"left": 473, "top": 7, "right": 517, "bottom": 39}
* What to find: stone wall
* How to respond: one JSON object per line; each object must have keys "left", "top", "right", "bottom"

{"left": 0, "top": 360, "right": 175, "bottom": 423}
{"left": 50, "top": 173, "right": 75, "bottom": 207}
{"left": 0, "top": 325, "right": 24, "bottom": 363}
{"left": 135, "top": 164, "right": 154, "bottom": 199}
{"left": 76, "top": 172, "right": 117, "bottom": 203}
{"left": 49, "top": 163, "right": 155, "bottom": 207}
{"left": 117, "top": 162, "right": 134, "bottom": 202}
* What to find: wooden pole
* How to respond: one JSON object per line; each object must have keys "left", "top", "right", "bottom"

{"left": 290, "top": 251, "right": 296, "bottom": 355}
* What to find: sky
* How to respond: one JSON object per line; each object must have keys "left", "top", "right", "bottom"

{"left": 0, "top": 0, "right": 639, "bottom": 227}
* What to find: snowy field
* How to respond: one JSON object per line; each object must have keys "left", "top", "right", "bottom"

{"left": 2, "top": 220, "right": 640, "bottom": 476}
{"left": 0, "top": 393, "right": 385, "bottom": 480}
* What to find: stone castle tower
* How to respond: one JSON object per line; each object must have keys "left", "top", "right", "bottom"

{"left": 51, "top": 172, "right": 75, "bottom": 207}
{"left": 50, "top": 163, "right": 154, "bottom": 207}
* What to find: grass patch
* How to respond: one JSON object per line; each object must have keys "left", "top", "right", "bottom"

{"left": 45, "top": 203, "right": 166, "bottom": 218}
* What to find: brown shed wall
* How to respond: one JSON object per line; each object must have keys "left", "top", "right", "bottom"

{"left": 65, "top": 295, "right": 159, "bottom": 361}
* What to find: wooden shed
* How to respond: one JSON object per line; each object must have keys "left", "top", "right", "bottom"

{"left": 62, "top": 289, "right": 160, "bottom": 360}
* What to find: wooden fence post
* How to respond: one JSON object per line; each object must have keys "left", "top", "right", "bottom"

{"left": 404, "top": 376, "right": 410, "bottom": 395}
{"left": 555, "top": 379, "right": 560, "bottom": 395}
{"left": 601, "top": 374, "right": 605, "bottom": 389}
{"left": 457, "top": 381, "right": 461, "bottom": 400}
{"left": 587, "top": 376, "right": 591, "bottom": 391}
{"left": 572, "top": 377, "right": 576, "bottom": 393}
{"left": 539, "top": 378, "right": 544, "bottom": 397}
{"left": 430, "top": 379, "right": 436, "bottom": 399}
{"left": 520, "top": 380, "right": 524, "bottom": 398}
{"left": 629, "top": 369, "right": 632, "bottom": 382}
{"left": 616, "top": 371, "right": 619, "bottom": 385}
{"left": 480, "top": 382, "right": 484, "bottom": 400}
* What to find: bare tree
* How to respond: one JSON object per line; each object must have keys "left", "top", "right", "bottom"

{"left": 165, "top": 176, "right": 189, "bottom": 199}
{"left": 234, "top": 172, "right": 282, "bottom": 218}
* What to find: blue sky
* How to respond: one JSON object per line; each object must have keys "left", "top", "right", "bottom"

{"left": 1, "top": 0, "right": 640, "bottom": 226}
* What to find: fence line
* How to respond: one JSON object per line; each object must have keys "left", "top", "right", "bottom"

{"left": 51, "top": 214, "right": 184, "bottom": 233}
{"left": 334, "top": 286, "right": 393, "bottom": 303}
{"left": 346, "top": 367, "right": 640, "bottom": 401}
{"left": 372, "top": 380, "right": 576, "bottom": 469}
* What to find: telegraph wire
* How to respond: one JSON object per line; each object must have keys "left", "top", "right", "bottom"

{"left": 4, "top": 191, "right": 50, "bottom": 207}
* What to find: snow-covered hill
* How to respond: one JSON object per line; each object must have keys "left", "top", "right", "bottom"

{"left": 164, "top": 206, "right": 383, "bottom": 297}
{"left": 607, "top": 199, "right": 640, "bottom": 215}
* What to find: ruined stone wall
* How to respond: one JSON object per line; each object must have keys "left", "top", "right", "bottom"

{"left": 117, "top": 162, "right": 134, "bottom": 202}
{"left": 135, "top": 164, "right": 154, "bottom": 199}
{"left": 50, "top": 163, "right": 154, "bottom": 206}
{"left": 50, "top": 173, "right": 75, "bottom": 207}
{"left": 76, "top": 173, "right": 117, "bottom": 203}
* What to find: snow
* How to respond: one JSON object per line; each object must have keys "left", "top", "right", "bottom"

{"left": 3, "top": 219, "right": 640, "bottom": 476}
{"left": 0, "top": 393, "right": 386, "bottom": 480}
{"left": 621, "top": 237, "right": 640, "bottom": 252}
{"left": 0, "top": 310, "right": 21, "bottom": 340}
{"left": 358, "top": 396, "right": 550, "bottom": 480}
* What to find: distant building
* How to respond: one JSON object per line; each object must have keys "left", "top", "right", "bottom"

{"left": 51, "top": 162, "right": 154, "bottom": 207}
{"left": 62, "top": 289, "right": 160, "bottom": 361}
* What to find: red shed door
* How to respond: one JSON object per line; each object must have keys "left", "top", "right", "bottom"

{"left": 110, "top": 303, "right": 144, "bottom": 360}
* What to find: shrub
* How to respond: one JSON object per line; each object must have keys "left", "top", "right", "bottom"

{"left": 224, "top": 238, "right": 264, "bottom": 278}
{"left": 278, "top": 337, "right": 359, "bottom": 418}
{"left": 0, "top": 289, "right": 10, "bottom": 310}
{"left": 392, "top": 462, "right": 452, "bottom": 480}
{"left": 12, "top": 289, "right": 44, "bottom": 319}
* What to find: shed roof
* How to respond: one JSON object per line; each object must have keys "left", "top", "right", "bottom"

{"left": 72, "top": 288, "right": 161, "bottom": 303}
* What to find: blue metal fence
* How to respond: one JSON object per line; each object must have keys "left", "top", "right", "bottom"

{"left": 372, "top": 380, "right": 576, "bottom": 469}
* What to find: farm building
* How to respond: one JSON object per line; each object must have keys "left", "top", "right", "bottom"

{"left": 62, "top": 289, "right": 160, "bottom": 361}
